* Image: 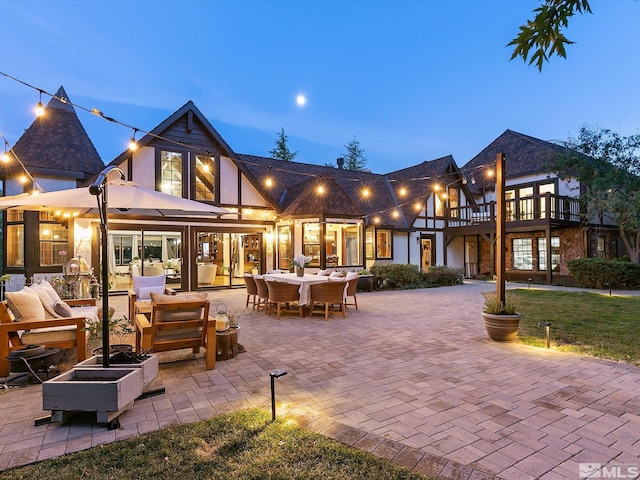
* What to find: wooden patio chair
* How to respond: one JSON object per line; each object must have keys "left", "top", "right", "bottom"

{"left": 0, "top": 300, "right": 87, "bottom": 377}
{"left": 265, "top": 280, "right": 303, "bottom": 319}
{"left": 344, "top": 277, "right": 359, "bottom": 310}
{"left": 243, "top": 274, "right": 258, "bottom": 310}
{"left": 135, "top": 296, "right": 215, "bottom": 369}
{"left": 128, "top": 275, "right": 174, "bottom": 322}
{"left": 253, "top": 277, "right": 270, "bottom": 314}
{"left": 309, "top": 281, "right": 347, "bottom": 320}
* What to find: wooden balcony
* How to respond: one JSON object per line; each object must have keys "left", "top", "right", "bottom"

{"left": 445, "top": 193, "right": 581, "bottom": 234}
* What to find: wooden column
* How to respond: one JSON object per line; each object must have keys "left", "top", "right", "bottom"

{"left": 496, "top": 153, "right": 506, "bottom": 306}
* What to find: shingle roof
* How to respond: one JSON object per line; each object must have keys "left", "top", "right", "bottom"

{"left": 386, "top": 155, "right": 465, "bottom": 226}
{"left": 281, "top": 177, "right": 363, "bottom": 217}
{"left": 10, "top": 86, "right": 104, "bottom": 181}
{"left": 462, "top": 129, "right": 568, "bottom": 185}
{"left": 237, "top": 154, "right": 409, "bottom": 227}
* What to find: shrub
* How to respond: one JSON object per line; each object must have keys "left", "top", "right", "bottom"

{"left": 422, "top": 266, "right": 464, "bottom": 286}
{"left": 568, "top": 258, "right": 640, "bottom": 289}
{"left": 370, "top": 264, "right": 463, "bottom": 289}
{"left": 370, "top": 264, "right": 421, "bottom": 289}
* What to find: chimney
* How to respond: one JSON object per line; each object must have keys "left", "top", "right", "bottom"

{"left": 336, "top": 157, "right": 344, "bottom": 169}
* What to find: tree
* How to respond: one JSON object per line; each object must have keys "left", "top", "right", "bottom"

{"left": 509, "top": 0, "right": 592, "bottom": 71}
{"left": 269, "top": 128, "right": 297, "bottom": 162}
{"left": 552, "top": 125, "right": 640, "bottom": 262}
{"left": 342, "top": 136, "right": 367, "bottom": 171}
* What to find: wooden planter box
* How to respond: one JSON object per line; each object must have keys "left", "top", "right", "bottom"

{"left": 75, "top": 354, "right": 159, "bottom": 387}
{"left": 42, "top": 367, "right": 144, "bottom": 424}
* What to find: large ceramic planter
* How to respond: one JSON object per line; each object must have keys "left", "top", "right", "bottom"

{"left": 482, "top": 312, "right": 521, "bottom": 342}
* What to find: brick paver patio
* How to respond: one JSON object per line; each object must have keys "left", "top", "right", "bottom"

{"left": 1, "top": 280, "right": 639, "bottom": 479}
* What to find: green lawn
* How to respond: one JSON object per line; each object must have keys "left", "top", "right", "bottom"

{"left": 510, "top": 289, "right": 640, "bottom": 364}
{"left": 1, "top": 409, "right": 430, "bottom": 480}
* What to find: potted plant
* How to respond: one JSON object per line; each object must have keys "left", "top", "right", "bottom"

{"left": 481, "top": 294, "right": 521, "bottom": 341}
{"left": 292, "top": 254, "right": 312, "bottom": 277}
{"left": 88, "top": 314, "right": 134, "bottom": 355}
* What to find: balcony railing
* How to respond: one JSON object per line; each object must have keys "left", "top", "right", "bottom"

{"left": 447, "top": 193, "right": 581, "bottom": 228}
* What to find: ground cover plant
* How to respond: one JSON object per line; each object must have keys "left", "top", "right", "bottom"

{"left": 510, "top": 289, "right": 640, "bottom": 365}
{"left": 1, "top": 409, "right": 430, "bottom": 480}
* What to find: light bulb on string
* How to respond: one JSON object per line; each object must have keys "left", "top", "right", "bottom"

{"left": 128, "top": 129, "right": 138, "bottom": 151}
{"left": 265, "top": 177, "right": 273, "bottom": 188}
{"left": 362, "top": 187, "right": 370, "bottom": 198}
{"left": 317, "top": 185, "right": 325, "bottom": 194}
{"left": 399, "top": 187, "right": 407, "bottom": 197}
{"left": 2, "top": 141, "right": 9, "bottom": 163}
{"left": 35, "top": 90, "right": 44, "bottom": 117}
{"left": 414, "top": 201, "right": 422, "bottom": 211}
{"left": 392, "top": 210, "right": 400, "bottom": 218}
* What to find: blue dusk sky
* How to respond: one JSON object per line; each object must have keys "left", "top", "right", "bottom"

{"left": 1, "top": 0, "right": 639, "bottom": 174}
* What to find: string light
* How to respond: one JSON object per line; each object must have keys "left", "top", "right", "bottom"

{"left": 374, "top": 216, "right": 380, "bottom": 224}
{"left": 128, "top": 128, "right": 138, "bottom": 151}
{"left": 392, "top": 210, "right": 399, "bottom": 218}
{"left": 317, "top": 185, "right": 325, "bottom": 194}
{"left": 1, "top": 70, "right": 500, "bottom": 222}
{"left": 414, "top": 202, "right": 422, "bottom": 211}
{"left": 2, "top": 140, "right": 9, "bottom": 162}
{"left": 35, "top": 90, "right": 44, "bottom": 117}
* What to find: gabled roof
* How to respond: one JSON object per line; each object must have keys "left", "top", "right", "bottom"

{"left": 237, "top": 154, "right": 409, "bottom": 227}
{"left": 106, "top": 101, "right": 281, "bottom": 210}
{"left": 10, "top": 86, "right": 104, "bottom": 180}
{"left": 386, "top": 155, "right": 466, "bottom": 225}
{"left": 281, "top": 177, "right": 363, "bottom": 217}
{"left": 462, "top": 129, "right": 568, "bottom": 186}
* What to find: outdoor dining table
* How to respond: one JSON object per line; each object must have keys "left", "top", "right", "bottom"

{"left": 257, "top": 272, "right": 330, "bottom": 306}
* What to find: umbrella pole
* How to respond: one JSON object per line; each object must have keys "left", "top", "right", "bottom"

{"left": 90, "top": 165, "right": 125, "bottom": 369}
{"left": 99, "top": 204, "right": 110, "bottom": 368}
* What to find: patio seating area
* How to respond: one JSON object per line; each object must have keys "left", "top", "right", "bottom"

{"left": 1, "top": 281, "right": 640, "bottom": 480}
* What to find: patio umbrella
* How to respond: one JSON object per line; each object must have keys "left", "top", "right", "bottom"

{"left": 0, "top": 179, "right": 233, "bottom": 217}
{"left": 0, "top": 168, "right": 233, "bottom": 367}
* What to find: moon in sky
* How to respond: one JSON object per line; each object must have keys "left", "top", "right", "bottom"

{"left": 296, "top": 94, "right": 306, "bottom": 106}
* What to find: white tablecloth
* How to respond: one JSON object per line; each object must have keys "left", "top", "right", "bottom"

{"left": 264, "top": 273, "right": 329, "bottom": 306}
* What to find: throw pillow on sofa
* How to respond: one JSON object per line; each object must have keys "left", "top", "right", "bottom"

{"left": 5, "top": 288, "right": 46, "bottom": 322}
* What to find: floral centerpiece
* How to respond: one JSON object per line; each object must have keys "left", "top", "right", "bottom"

{"left": 292, "top": 254, "right": 312, "bottom": 276}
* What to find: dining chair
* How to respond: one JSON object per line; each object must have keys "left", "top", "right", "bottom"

{"left": 265, "top": 280, "right": 303, "bottom": 319}
{"left": 253, "top": 277, "right": 270, "bottom": 314}
{"left": 344, "top": 278, "right": 359, "bottom": 310}
{"left": 309, "top": 280, "right": 347, "bottom": 320}
{"left": 243, "top": 274, "right": 258, "bottom": 310}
